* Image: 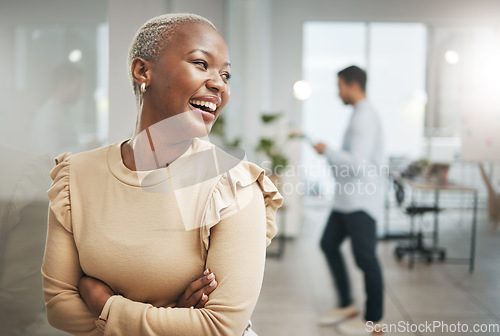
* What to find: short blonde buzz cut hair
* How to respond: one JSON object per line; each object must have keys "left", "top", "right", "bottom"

{"left": 128, "top": 13, "right": 217, "bottom": 97}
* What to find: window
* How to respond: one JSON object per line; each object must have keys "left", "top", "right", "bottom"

{"left": 302, "top": 22, "right": 427, "bottom": 199}
{"left": 0, "top": 1, "right": 108, "bottom": 156}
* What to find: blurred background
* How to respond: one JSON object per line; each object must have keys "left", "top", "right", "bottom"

{"left": 0, "top": 0, "right": 499, "bottom": 335}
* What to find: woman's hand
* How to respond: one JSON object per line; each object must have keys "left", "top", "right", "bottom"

{"left": 78, "top": 276, "right": 114, "bottom": 316}
{"left": 175, "top": 269, "right": 218, "bottom": 308}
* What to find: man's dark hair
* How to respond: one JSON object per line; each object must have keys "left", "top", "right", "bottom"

{"left": 337, "top": 65, "right": 367, "bottom": 92}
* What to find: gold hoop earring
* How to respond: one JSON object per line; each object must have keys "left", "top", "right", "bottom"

{"left": 140, "top": 82, "right": 147, "bottom": 94}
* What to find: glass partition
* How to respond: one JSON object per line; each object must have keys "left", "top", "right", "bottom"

{"left": 0, "top": 2, "right": 107, "bottom": 335}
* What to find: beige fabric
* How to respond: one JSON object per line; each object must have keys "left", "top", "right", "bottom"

{"left": 41, "top": 138, "right": 282, "bottom": 336}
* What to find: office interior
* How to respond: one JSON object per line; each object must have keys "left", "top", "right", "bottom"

{"left": 0, "top": 0, "right": 499, "bottom": 335}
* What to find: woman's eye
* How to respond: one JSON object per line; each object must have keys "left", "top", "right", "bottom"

{"left": 221, "top": 73, "right": 231, "bottom": 81}
{"left": 193, "top": 61, "right": 207, "bottom": 70}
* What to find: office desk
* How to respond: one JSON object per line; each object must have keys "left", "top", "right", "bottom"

{"left": 390, "top": 176, "right": 478, "bottom": 273}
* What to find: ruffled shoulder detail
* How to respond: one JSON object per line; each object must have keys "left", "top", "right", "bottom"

{"left": 46, "top": 153, "right": 72, "bottom": 232}
{"left": 201, "top": 161, "right": 283, "bottom": 250}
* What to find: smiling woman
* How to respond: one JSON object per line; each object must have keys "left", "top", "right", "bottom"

{"left": 41, "top": 13, "right": 282, "bottom": 336}
{"left": 129, "top": 16, "right": 230, "bottom": 131}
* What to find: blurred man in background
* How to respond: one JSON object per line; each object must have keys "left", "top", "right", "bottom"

{"left": 314, "top": 65, "right": 384, "bottom": 335}
{"left": 32, "top": 63, "right": 83, "bottom": 156}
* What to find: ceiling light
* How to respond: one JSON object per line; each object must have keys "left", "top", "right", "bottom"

{"left": 445, "top": 50, "right": 460, "bottom": 65}
{"left": 293, "top": 80, "right": 312, "bottom": 101}
{"left": 69, "top": 49, "right": 82, "bottom": 63}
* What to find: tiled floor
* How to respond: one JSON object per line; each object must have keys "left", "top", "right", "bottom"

{"left": 253, "top": 198, "right": 500, "bottom": 336}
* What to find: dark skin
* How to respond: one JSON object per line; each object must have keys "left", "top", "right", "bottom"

{"left": 131, "top": 23, "right": 230, "bottom": 131}
{"left": 78, "top": 270, "right": 218, "bottom": 315}
{"left": 78, "top": 21, "right": 231, "bottom": 316}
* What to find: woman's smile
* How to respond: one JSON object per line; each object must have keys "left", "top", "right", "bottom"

{"left": 188, "top": 95, "right": 222, "bottom": 122}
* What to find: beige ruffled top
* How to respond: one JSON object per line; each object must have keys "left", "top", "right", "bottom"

{"left": 42, "top": 138, "right": 283, "bottom": 336}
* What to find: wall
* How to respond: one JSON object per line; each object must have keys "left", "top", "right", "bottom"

{"left": 0, "top": 0, "right": 106, "bottom": 151}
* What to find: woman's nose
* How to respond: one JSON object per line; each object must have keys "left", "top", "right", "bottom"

{"left": 207, "top": 75, "right": 226, "bottom": 93}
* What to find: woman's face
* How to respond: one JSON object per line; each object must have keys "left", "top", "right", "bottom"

{"left": 145, "top": 22, "right": 231, "bottom": 133}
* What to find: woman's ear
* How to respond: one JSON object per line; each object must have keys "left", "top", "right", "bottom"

{"left": 131, "top": 57, "right": 150, "bottom": 86}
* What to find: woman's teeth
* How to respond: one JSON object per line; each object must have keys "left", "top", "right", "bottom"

{"left": 189, "top": 99, "right": 217, "bottom": 112}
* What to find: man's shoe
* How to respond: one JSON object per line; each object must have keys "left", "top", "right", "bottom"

{"left": 338, "top": 317, "right": 384, "bottom": 335}
{"left": 317, "top": 305, "right": 359, "bottom": 325}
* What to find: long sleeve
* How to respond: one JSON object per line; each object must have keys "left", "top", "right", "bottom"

{"left": 41, "top": 153, "right": 102, "bottom": 336}
{"left": 324, "top": 109, "right": 379, "bottom": 170}
{"left": 101, "top": 165, "right": 282, "bottom": 336}
{"left": 42, "top": 145, "right": 283, "bottom": 336}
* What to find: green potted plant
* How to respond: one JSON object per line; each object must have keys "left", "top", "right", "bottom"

{"left": 255, "top": 113, "right": 301, "bottom": 190}
{"left": 210, "top": 113, "right": 241, "bottom": 147}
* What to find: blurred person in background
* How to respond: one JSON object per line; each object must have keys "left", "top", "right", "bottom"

{"left": 313, "top": 65, "right": 385, "bottom": 335}
{"left": 32, "top": 63, "right": 84, "bottom": 156}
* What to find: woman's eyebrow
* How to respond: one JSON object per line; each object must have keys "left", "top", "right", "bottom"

{"left": 187, "top": 48, "right": 209, "bottom": 56}
{"left": 186, "top": 48, "right": 231, "bottom": 67}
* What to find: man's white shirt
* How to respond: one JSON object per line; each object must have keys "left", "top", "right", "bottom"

{"left": 324, "top": 99, "right": 385, "bottom": 223}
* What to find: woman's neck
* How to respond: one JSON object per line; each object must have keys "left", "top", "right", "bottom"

{"left": 122, "top": 106, "right": 211, "bottom": 171}
{"left": 122, "top": 124, "right": 193, "bottom": 172}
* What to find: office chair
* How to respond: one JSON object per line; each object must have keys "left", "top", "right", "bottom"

{"left": 392, "top": 178, "right": 446, "bottom": 268}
